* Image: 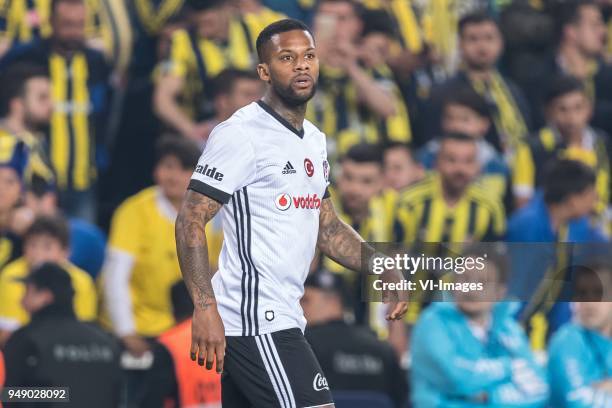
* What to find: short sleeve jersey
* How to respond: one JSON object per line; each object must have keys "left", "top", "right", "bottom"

{"left": 189, "top": 101, "right": 330, "bottom": 336}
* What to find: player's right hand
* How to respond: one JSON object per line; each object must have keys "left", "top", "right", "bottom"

{"left": 191, "top": 303, "right": 226, "bottom": 374}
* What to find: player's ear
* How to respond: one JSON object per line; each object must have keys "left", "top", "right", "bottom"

{"left": 257, "top": 63, "right": 271, "bottom": 83}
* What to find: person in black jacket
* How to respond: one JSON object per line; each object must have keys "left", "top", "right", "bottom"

{"left": 0, "top": 0, "right": 110, "bottom": 222}
{"left": 3, "top": 262, "right": 121, "bottom": 408}
{"left": 302, "top": 270, "right": 408, "bottom": 408}
{"left": 523, "top": 1, "right": 612, "bottom": 134}
{"left": 422, "top": 12, "right": 532, "bottom": 156}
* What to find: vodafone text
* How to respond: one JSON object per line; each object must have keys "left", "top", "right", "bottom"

{"left": 275, "top": 193, "right": 322, "bottom": 210}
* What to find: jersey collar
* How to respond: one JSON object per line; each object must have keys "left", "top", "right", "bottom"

{"left": 256, "top": 100, "right": 305, "bottom": 138}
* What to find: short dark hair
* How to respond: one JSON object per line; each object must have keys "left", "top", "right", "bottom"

{"left": 212, "top": 68, "right": 259, "bottom": 99}
{"left": 383, "top": 142, "right": 417, "bottom": 163}
{"left": 361, "top": 9, "right": 396, "bottom": 39}
{"left": 544, "top": 74, "right": 586, "bottom": 105}
{"left": 554, "top": 0, "right": 598, "bottom": 44}
{"left": 23, "top": 262, "right": 75, "bottom": 305}
{"left": 171, "top": 280, "right": 193, "bottom": 321}
{"left": 543, "top": 159, "right": 596, "bottom": 204}
{"left": 24, "top": 215, "right": 70, "bottom": 249}
{"left": 458, "top": 11, "right": 498, "bottom": 37}
{"left": 185, "top": 0, "right": 226, "bottom": 12}
{"left": 155, "top": 136, "right": 201, "bottom": 170}
{"left": 572, "top": 260, "right": 612, "bottom": 301}
{"left": 0, "top": 63, "right": 48, "bottom": 117}
{"left": 341, "top": 143, "right": 384, "bottom": 165}
{"left": 256, "top": 18, "right": 313, "bottom": 63}
{"left": 442, "top": 85, "right": 491, "bottom": 120}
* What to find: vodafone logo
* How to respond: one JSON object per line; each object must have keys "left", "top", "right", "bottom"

{"left": 274, "top": 193, "right": 322, "bottom": 210}
{"left": 275, "top": 193, "right": 292, "bottom": 211}
{"left": 293, "top": 194, "right": 321, "bottom": 209}
{"left": 304, "top": 158, "right": 314, "bottom": 177}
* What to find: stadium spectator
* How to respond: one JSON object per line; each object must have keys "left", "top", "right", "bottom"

{"left": 360, "top": 1, "right": 426, "bottom": 76}
{"left": 153, "top": 0, "right": 258, "bottom": 139}
{"left": 328, "top": 143, "right": 398, "bottom": 246}
{"left": 0, "top": 0, "right": 130, "bottom": 63}
{"left": 0, "top": 215, "right": 97, "bottom": 347}
{"left": 410, "top": 248, "right": 549, "bottom": 407}
{"left": 308, "top": 0, "right": 411, "bottom": 161}
{"left": 396, "top": 133, "right": 506, "bottom": 325}
{"left": 3, "top": 262, "right": 121, "bottom": 408}
{"left": 100, "top": 137, "right": 220, "bottom": 356}
{"left": 419, "top": 85, "right": 510, "bottom": 200}
{"left": 513, "top": 75, "right": 610, "bottom": 216}
{"left": 528, "top": 1, "right": 612, "bottom": 134}
{"left": 0, "top": 141, "right": 26, "bottom": 270}
{"left": 140, "top": 281, "right": 222, "bottom": 408}
{"left": 507, "top": 159, "right": 605, "bottom": 242}
{"left": 507, "top": 160, "right": 607, "bottom": 351}
{"left": 303, "top": 270, "right": 407, "bottom": 408}
{"left": 548, "top": 262, "right": 612, "bottom": 407}
{"left": 425, "top": 12, "right": 531, "bottom": 156}
{"left": 356, "top": 5, "right": 426, "bottom": 121}
{"left": 17, "top": 177, "right": 107, "bottom": 278}
{"left": 383, "top": 142, "right": 424, "bottom": 192}
{"left": 396, "top": 133, "right": 506, "bottom": 246}
{"left": 197, "top": 68, "right": 264, "bottom": 146}
{"left": 0, "top": 64, "right": 55, "bottom": 190}
{"left": 418, "top": 0, "right": 484, "bottom": 76}
{"left": 0, "top": 0, "right": 111, "bottom": 222}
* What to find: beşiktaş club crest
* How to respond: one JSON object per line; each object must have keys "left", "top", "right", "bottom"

{"left": 323, "top": 160, "right": 329, "bottom": 182}
{"left": 304, "top": 158, "right": 315, "bottom": 177}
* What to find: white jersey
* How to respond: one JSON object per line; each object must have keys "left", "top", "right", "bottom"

{"left": 189, "top": 101, "right": 330, "bottom": 336}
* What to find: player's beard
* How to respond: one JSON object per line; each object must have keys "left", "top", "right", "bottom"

{"left": 24, "top": 112, "right": 49, "bottom": 133}
{"left": 271, "top": 78, "right": 317, "bottom": 108}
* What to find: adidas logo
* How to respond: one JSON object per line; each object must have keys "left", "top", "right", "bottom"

{"left": 282, "top": 161, "right": 297, "bottom": 174}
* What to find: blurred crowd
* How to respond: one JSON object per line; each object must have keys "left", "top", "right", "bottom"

{"left": 0, "top": 0, "right": 611, "bottom": 407}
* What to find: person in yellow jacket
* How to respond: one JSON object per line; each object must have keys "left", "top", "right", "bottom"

{"left": 0, "top": 214, "right": 97, "bottom": 347}
{"left": 154, "top": 0, "right": 258, "bottom": 140}
{"left": 99, "top": 137, "right": 222, "bottom": 357}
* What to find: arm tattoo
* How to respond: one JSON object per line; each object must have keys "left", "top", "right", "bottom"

{"left": 175, "top": 190, "right": 222, "bottom": 310}
{"left": 317, "top": 198, "right": 371, "bottom": 272}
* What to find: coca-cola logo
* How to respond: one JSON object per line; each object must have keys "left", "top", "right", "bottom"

{"left": 312, "top": 373, "right": 329, "bottom": 391}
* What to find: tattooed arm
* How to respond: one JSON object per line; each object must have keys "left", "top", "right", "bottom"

{"left": 317, "top": 197, "right": 367, "bottom": 272}
{"left": 317, "top": 197, "right": 408, "bottom": 320}
{"left": 175, "top": 190, "right": 224, "bottom": 372}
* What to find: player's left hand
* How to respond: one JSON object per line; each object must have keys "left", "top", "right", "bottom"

{"left": 381, "top": 268, "right": 409, "bottom": 321}
{"left": 386, "top": 301, "right": 409, "bottom": 321}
